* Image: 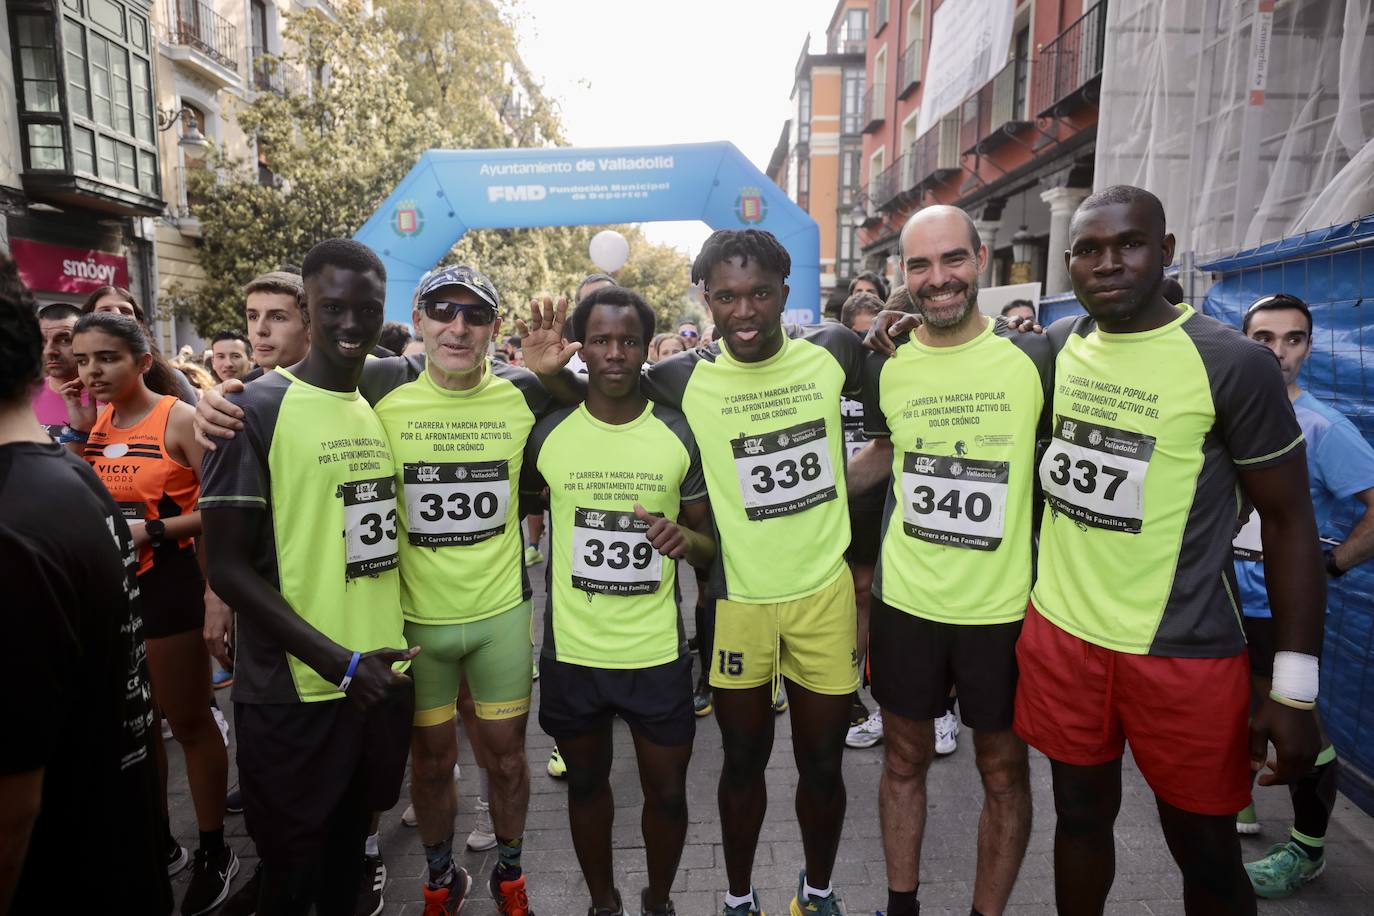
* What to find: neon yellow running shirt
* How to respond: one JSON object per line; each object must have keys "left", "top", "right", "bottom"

{"left": 864, "top": 318, "right": 1052, "bottom": 624}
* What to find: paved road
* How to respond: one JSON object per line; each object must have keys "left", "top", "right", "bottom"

{"left": 168, "top": 555, "right": 1374, "bottom": 915}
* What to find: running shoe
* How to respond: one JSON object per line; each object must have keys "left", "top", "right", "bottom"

{"left": 1236, "top": 802, "right": 1261, "bottom": 835}
{"left": 934, "top": 710, "right": 958, "bottom": 756}
{"left": 845, "top": 709, "right": 883, "bottom": 749}
{"left": 466, "top": 798, "right": 497, "bottom": 851}
{"left": 226, "top": 785, "right": 244, "bottom": 815}
{"left": 588, "top": 888, "right": 624, "bottom": 916}
{"left": 422, "top": 865, "right": 472, "bottom": 916}
{"left": 166, "top": 840, "right": 190, "bottom": 877}
{"left": 490, "top": 867, "right": 534, "bottom": 916}
{"left": 212, "top": 668, "right": 234, "bottom": 690}
{"left": 532, "top": 652, "right": 540, "bottom": 681}
{"left": 218, "top": 861, "right": 262, "bottom": 916}
{"left": 788, "top": 871, "right": 845, "bottom": 916}
{"left": 524, "top": 545, "right": 545, "bottom": 567}
{"left": 212, "top": 705, "right": 230, "bottom": 747}
{"left": 640, "top": 886, "right": 676, "bottom": 915}
{"left": 356, "top": 853, "right": 386, "bottom": 916}
{"left": 547, "top": 746, "right": 567, "bottom": 779}
{"left": 849, "top": 696, "right": 870, "bottom": 727}
{"left": 1245, "top": 840, "right": 1325, "bottom": 899}
{"left": 162, "top": 717, "right": 174, "bottom": 740}
{"left": 772, "top": 688, "right": 788, "bottom": 715}
{"left": 403, "top": 762, "right": 461, "bottom": 827}
{"left": 721, "top": 890, "right": 764, "bottom": 916}
{"left": 693, "top": 675, "right": 714, "bottom": 718}
{"left": 181, "top": 845, "right": 239, "bottom": 916}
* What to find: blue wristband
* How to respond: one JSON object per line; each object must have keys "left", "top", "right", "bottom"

{"left": 338, "top": 651, "right": 361, "bottom": 692}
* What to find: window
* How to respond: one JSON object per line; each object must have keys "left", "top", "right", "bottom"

{"left": 841, "top": 66, "right": 865, "bottom": 134}
{"left": 10, "top": 0, "right": 159, "bottom": 195}
{"left": 797, "top": 158, "right": 810, "bottom": 212}
{"left": 839, "top": 142, "right": 861, "bottom": 206}
{"left": 797, "top": 81, "right": 811, "bottom": 144}
{"left": 838, "top": 224, "right": 860, "bottom": 279}
{"left": 874, "top": 0, "right": 889, "bottom": 35}
{"left": 1012, "top": 26, "right": 1030, "bottom": 119}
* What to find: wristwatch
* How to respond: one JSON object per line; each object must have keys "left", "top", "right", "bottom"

{"left": 1323, "top": 548, "right": 1346, "bottom": 578}
{"left": 145, "top": 518, "right": 167, "bottom": 549}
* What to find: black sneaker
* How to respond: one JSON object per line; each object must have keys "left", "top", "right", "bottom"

{"left": 181, "top": 845, "right": 239, "bottom": 916}
{"left": 692, "top": 674, "right": 713, "bottom": 718}
{"left": 219, "top": 862, "right": 262, "bottom": 916}
{"left": 356, "top": 853, "right": 386, "bottom": 916}
{"left": 226, "top": 785, "right": 244, "bottom": 815}
{"left": 588, "top": 888, "right": 625, "bottom": 916}
{"left": 849, "top": 695, "right": 870, "bottom": 727}
{"left": 641, "top": 886, "right": 676, "bottom": 915}
{"left": 166, "top": 840, "right": 190, "bottom": 877}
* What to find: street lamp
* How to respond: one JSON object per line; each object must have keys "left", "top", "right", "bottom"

{"left": 850, "top": 197, "right": 868, "bottom": 227}
{"left": 1010, "top": 225, "right": 1036, "bottom": 285}
{"left": 156, "top": 106, "right": 212, "bottom": 152}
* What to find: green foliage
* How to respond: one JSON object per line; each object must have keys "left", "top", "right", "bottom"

{"left": 171, "top": 0, "right": 693, "bottom": 337}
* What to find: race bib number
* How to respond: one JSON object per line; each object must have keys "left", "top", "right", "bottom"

{"left": 570, "top": 507, "right": 663, "bottom": 595}
{"left": 901, "top": 452, "right": 1009, "bottom": 550}
{"left": 403, "top": 460, "right": 510, "bottom": 547}
{"left": 340, "top": 476, "right": 399, "bottom": 579}
{"left": 1040, "top": 415, "right": 1154, "bottom": 533}
{"left": 841, "top": 397, "right": 867, "bottom": 459}
{"left": 116, "top": 502, "right": 146, "bottom": 523}
{"left": 731, "top": 418, "right": 838, "bottom": 520}
{"left": 1233, "top": 508, "right": 1263, "bottom": 561}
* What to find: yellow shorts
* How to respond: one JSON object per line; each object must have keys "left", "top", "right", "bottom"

{"left": 709, "top": 567, "right": 859, "bottom": 695}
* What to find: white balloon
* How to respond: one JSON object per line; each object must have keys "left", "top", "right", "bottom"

{"left": 588, "top": 230, "right": 630, "bottom": 273}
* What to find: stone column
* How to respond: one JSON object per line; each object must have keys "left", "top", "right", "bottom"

{"left": 1040, "top": 186, "right": 1091, "bottom": 295}
{"left": 972, "top": 219, "right": 1000, "bottom": 289}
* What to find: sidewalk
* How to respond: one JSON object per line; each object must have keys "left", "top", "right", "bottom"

{"left": 168, "top": 560, "right": 1374, "bottom": 915}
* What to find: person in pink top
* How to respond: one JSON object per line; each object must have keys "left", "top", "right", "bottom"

{"left": 30, "top": 302, "right": 87, "bottom": 441}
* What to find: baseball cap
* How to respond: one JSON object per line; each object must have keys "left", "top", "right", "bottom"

{"left": 416, "top": 265, "right": 499, "bottom": 311}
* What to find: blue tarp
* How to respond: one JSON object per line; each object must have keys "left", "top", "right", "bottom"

{"left": 1204, "top": 237, "right": 1374, "bottom": 815}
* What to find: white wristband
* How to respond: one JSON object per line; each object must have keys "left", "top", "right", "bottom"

{"left": 1271, "top": 651, "right": 1319, "bottom": 704}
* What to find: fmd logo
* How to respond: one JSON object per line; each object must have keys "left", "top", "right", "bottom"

{"left": 734, "top": 187, "right": 767, "bottom": 224}
{"left": 742, "top": 437, "right": 765, "bottom": 456}
{"left": 355, "top": 482, "right": 380, "bottom": 501}
{"left": 488, "top": 185, "right": 548, "bottom": 203}
{"left": 913, "top": 456, "right": 938, "bottom": 473}
{"left": 584, "top": 511, "right": 607, "bottom": 529}
{"left": 1061, "top": 420, "right": 1077, "bottom": 440}
{"left": 390, "top": 200, "right": 424, "bottom": 237}
{"left": 417, "top": 466, "right": 441, "bottom": 482}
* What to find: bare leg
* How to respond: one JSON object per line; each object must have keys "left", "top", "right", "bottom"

{"left": 558, "top": 725, "right": 618, "bottom": 909}
{"left": 146, "top": 630, "right": 229, "bottom": 834}
{"left": 1049, "top": 758, "right": 1121, "bottom": 915}
{"left": 970, "top": 729, "right": 1032, "bottom": 915}
{"left": 787, "top": 680, "right": 851, "bottom": 888}
{"left": 715, "top": 683, "right": 773, "bottom": 896}
{"left": 630, "top": 730, "right": 693, "bottom": 909}
{"left": 878, "top": 708, "right": 933, "bottom": 892}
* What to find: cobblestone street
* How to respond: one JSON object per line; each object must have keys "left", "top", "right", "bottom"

{"left": 167, "top": 558, "right": 1374, "bottom": 916}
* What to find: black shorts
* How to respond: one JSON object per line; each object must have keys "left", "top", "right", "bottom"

{"left": 869, "top": 598, "right": 1022, "bottom": 731}
{"left": 845, "top": 504, "right": 883, "bottom": 566}
{"left": 137, "top": 548, "right": 205, "bottom": 639}
{"left": 235, "top": 683, "right": 414, "bottom": 867}
{"left": 1243, "top": 615, "right": 1276, "bottom": 677}
{"left": 538, "top": 655, "right": 695, "bottom": 747}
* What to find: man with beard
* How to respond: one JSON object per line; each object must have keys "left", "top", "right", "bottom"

{"left": 847, "top": 206, "right": 1051, "bottom": 916}
{"left": 30, "top": 303, "right": 86, "bottom": 441}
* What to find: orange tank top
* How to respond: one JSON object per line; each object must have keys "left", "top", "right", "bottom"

{"left": 85, "top": 395, "right": 199, "bottom": 574}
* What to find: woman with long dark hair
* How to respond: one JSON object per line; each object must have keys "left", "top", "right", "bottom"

{"left": 82, "top": 286, "right": 198, "bottom": 404}
{"left": 67, "top": 312, "right": 237, "bottom": 914}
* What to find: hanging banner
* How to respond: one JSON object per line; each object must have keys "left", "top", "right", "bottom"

{"left": 916, "top": 0, "right": 1015, "bottom": 135}
{"left": 9, "top": 237, "right": 130, "bottom": 294}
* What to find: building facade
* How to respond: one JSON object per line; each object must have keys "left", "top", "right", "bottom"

{"left": 765, "top": 0, "right": 868, "bottom": 313}
{"left": 857, "top": 0, "right": 1104, "bottom": 298}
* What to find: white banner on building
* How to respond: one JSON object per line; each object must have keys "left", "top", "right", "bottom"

{"left": 916, "top": 0, "right": 1015, "bottom": 136}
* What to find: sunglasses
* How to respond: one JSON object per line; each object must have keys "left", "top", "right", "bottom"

{"left": 422, "top": 300, "right": 497, "bottom": 326}
{"left": 679, "top": 329, "right": 700, "bottom": 339}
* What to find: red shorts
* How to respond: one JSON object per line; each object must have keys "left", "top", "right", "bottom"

{"left": 1013, "top": 603, "right": 1251, "bottom": 815}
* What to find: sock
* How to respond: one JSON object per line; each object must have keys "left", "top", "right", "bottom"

{"left": 199, "top": 827, "right": 225, "bottom": 853}
{"left": 1288, "top": 745, "right": 1337, "bottom": 859}
{"left": 364, "top": 831, "right": 380, "bottom": 857}
{"left": 478, "top": 766, "right": 490, "bottom": 803}
{"left": 886, "top": 888, "right": 919, "bottom": 915}
{"left": 423, "top": 834, "right": 454, "bottom": 886}
{"left": 496, "top": 836, "right": 523, "bottom": 876}
{"left": 1291, "top": 828, "right": 1325, "bottom": 861}
{"left": 971, "top": 909, "right": 988, "bottom": 916}
{"left": 724, "top": 890, "right": 756, "bottom": 909}
{"left": 803, "top": 879, "right": 832, "bottom": 900}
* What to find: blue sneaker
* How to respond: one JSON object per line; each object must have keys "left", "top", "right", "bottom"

{"left": 789, "top": 871, "right": 845, "bottom": 916}
{"left": 212, "top": 667, "right": 234, "bottom": 690}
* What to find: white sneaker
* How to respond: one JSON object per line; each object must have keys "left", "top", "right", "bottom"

{"left": 466, "top": 798, "right": 497, "bottom": 851}
{"left": 845, "top": 709, "right": 884, "bottom": 748}
{"left": 401, "top": 762, "right": 461, "bottom": 827}
{"left": 211, "top": 707, "right": 230, "bottom": 747}
{"left": 934, "top": 710, "right": 959, "bottom": 755}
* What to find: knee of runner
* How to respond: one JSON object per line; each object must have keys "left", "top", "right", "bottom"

{"left": 645, "top": 782, "right": 688, "bottom": 817}
{"left": 797, "top": 749, "right": 845, "bottom": 795}
{"left": 488, "top": 745, "right": 529, "bottom": 784}
{"left": 411, "top": 740, "right": 458, "bottom": 780}
{"left": 883, "top": 744, "right": 933, "bottom": 782}
{"left": 976, "top": 752, "right": 1030, "bottom": 799}
{"left": 1052, "top": 790, "right": 1120, "bottom": 832}
{"left": 566, "top": 766, "right": 610, "bottom": 801}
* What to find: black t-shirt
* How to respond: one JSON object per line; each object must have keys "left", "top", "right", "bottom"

{"left": 0, "top": 442, "right": 171, "bottom": 915}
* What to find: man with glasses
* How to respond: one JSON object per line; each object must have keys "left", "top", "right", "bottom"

{"left": 197, "top": 265, "right": 549, "bottom": 916}
{"left": 677, "top": 322, "right": 701, "bottom": 347}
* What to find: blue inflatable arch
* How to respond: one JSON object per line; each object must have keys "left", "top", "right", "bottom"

{"left": 355, "top": 142, "right": 821, "bottom": 324}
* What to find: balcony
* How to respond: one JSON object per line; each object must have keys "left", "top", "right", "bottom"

{"left": 961, "top": 58, "right": 1032, "bottom": 154}
{"left": 897, "top": 39, "right": 922, "bottom": 99}
{"left": 909, "top": 113, "right": 962, "bottom": 188}
{"left": 829, "top": 27, "right": 866, "bottom": 55}
{"left": 862, "top": 84, "right": 886, "bottom": 133}
{"left": 164, "top": 0, "right": 240, "bottom": 87}
{"left": 874, "top": 155, "right": 911, "bottom": 210}
{"left": 1033, "top": 0, "right": 1107, "bottom": 118}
